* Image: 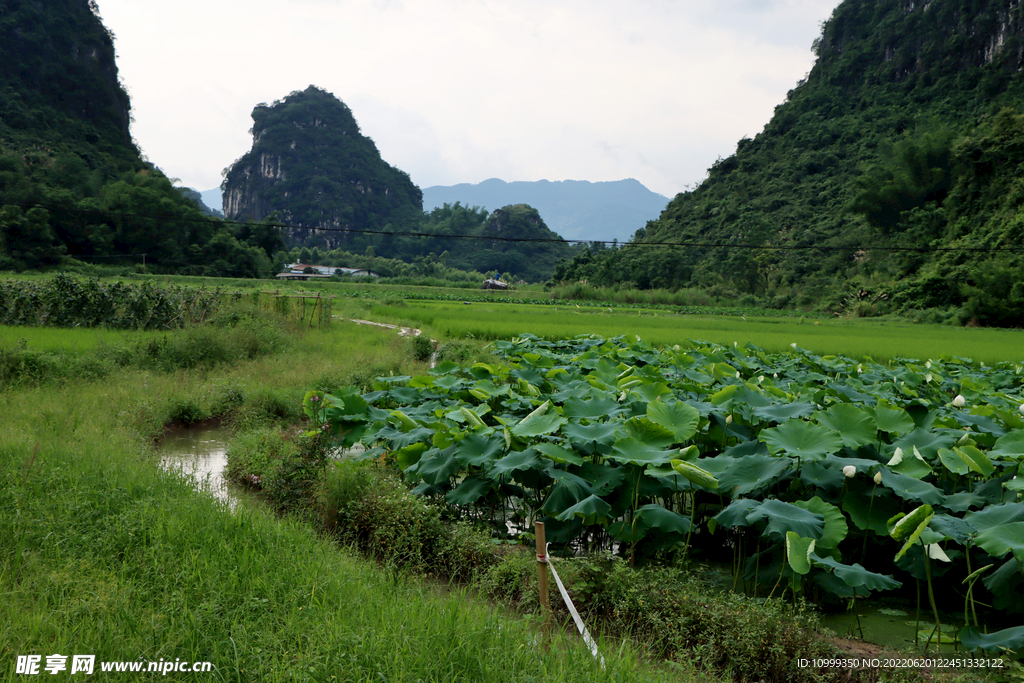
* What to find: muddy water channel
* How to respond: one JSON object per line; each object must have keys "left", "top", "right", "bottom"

{"left": 159, "top": 423, "right": 239, "bottom": 506}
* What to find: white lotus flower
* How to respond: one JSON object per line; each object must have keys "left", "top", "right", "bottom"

{"left": 887, "top": 447, "right": 904, "bottom": 466}
{"left": 953, "top": 394, "right": 966, "bottom": 408}
{"left": 857, "top": 364, "right": 863, "bottom": 374}
{"left": 790, "top": 342, "right": 798, "bottom": 349}
{"left": 874, "top": 471, "right": 882, "bottom": 485}
{"left": 843, "top": 465, "right": 856, "bottom": 478}
{"left": 925, "top": 373, "right": 932, "bottom": 383}
{"left": 926, "top": 544, "right": 951, "bottom": 563}
{"left": 926, "top": 361, "right": 932, "bottom": 369}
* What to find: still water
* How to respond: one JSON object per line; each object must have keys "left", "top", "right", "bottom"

{"left": 159, "top": 424, "right": 237, "bottom": 505}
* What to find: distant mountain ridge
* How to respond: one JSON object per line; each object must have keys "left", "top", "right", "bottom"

{"left": 422, "top": 178, "right": 669, "bottom": 243}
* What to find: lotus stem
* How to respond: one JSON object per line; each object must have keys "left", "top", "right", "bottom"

{"left": 915, "top": 578, "right": 921, "bottom": 650}
{"left": 924, "top": 551, "right": 941, "bottom": 653}
{"left": 860, "top": 482, "right": 877, "bottom": 563}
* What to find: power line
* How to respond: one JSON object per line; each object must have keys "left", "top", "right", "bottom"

{"left": 49, "top": 205, "right": 1024, "bottom": 254}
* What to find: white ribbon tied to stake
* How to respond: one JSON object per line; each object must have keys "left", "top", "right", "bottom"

{"left": 538, "top": 543, "right": 606, "bottom": 669}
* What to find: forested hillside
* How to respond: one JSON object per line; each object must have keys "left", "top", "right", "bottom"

{"left": 556, "top": 0, "right": 1024, "bottom": 325}
{"left": 0, "top": 0, "right": 274, "bottom": 276}
{"left": 222, "top": 88, "right": 571, "bottom": 281}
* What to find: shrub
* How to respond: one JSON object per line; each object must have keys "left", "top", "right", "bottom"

{"left": 226, "top": 427, "right": 328, "bottom": 511}
{"left": 410, "top": 333, "right": 434, "bottom": 362}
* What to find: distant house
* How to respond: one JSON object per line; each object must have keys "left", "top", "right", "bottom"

{"left": 276, "top": 263, "right": 380, "bottom": 280}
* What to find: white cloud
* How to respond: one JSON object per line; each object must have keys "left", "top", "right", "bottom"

{"left": 97, "top": 0, "right": 841, "bottom": 196}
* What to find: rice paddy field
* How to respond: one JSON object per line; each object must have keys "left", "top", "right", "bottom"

{"left": 367, "top": 299, "right": 1024, "bottom": 365}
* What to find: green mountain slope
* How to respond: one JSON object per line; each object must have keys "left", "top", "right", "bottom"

{"left": 559, "top": 0, "right": 1024, "bottom": 325}
{"left": 0, "top": 0, "right": 272, "bottom": 276}
{"left": 221, "top": 86, "right": 423, "bottom": 246}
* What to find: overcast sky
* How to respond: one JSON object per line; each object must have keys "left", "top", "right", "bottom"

{"left": 96, "top": 0, "right": 843, "bottom": 200}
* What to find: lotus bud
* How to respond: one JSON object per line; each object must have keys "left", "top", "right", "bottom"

{"left": 1019, "top": 404, "right": 1024, "bottom": 414}
{"left": 843, "top": 465, "right": 856, "bottom": 478}
{"left": 758, "top": 375, "right": 765, "bottom": 383}
{"left": 725, "top": 414, "right": 733, "bottom": 425}
{"left": 874, "top": 471, "right": 882, "bottom": 485}
{"left": 926, "top": 360, "right": 932, "bottom": 369}
{"left": 952, "top": 394, "right": 966, "bottom": 408}
{"left": 773, "top": 372, "right": 778, "bottom": 379}
{"left": 857, "top": 364, "right": 863, "bottom": 374}
{"left": 925, "top": 373, "right": 932, "bottom": 383}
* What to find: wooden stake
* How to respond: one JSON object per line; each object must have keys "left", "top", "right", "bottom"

{"left": 535, "top": 521, "right": 551, "bottom": 648}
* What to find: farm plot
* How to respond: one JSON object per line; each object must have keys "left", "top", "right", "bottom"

{"left": 371, "top": 299, "right": 1024, "bottom": 364}
{"left": 313, "top": 334, "right": 1024, "bottom": 653}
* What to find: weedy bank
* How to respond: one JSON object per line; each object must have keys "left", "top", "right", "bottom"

{"left": 2, "top": 313, "right": 673, "bottom": 682}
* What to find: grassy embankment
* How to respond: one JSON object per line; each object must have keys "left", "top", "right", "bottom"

{"left": 0, "top": 306, "right": 675, "bottom": 683}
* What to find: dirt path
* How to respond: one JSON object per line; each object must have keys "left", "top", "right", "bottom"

{"left": 347, "top": 318, "right": 423, "bottom": 337}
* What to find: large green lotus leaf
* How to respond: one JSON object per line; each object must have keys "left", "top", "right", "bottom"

{"left": 562, "top": 421, "right": 618, "bottom": 453}
{"left": 960, "top": 625, "right": 1024, "bottom": 655}
{"left": 541, "top": 473, "right": 594, "bottom": 514}
{"left": 632, "top": 382, "right": 672, "bottom": 403}
{"left": 974, "top": 522, "right": 1024, "bottom": 562}
{"left": 954, "top": 445, "right": 996, "bottom": 477}
{"left": 888, "top": 446, "right": 933, "bottom": 479}
{"left": 609, "top": 436, "right": 677, "bottom": 467}
{"left": 937, "top": 491, "right": 986, "bottom": 513}
{"left": 892, "top": 428, "right": 955, "bottom": 461}
{"left": 710, "top": 498, "right": 762, "bottom": 532}
{"left": 623, "top": 417, "right": 676, "bottom": 448}
{"left": 990, "top": 431, "right": 1024, "bottom": 461}
{"left": 534, "top": 442, "right": 585, "bottom": 466}
{"left": 554, "top": 494, "right": 612, "bottom": 524}
{"left": 793, "top": 496, "right": 848, "bottom": 549}
{"left": 937, "top": 448, "right": 970, "bottom": 476}
{"left": 964, "top": 502, "right": 1024, "bottom": 533}
{"left": 429, "top": 360, "right": 462, "bottom": 375}
{"left": 751, "top": 401, "right": 817, "bottom": 424}
{"left": 636, "top": 503, "right": 691, "bottom": 536}
{"left": 562, "top": 394, "right": 624, "bottom": 420}
{"left": 927, "top": 514, "right": 976, "bottom": 545}
{"left": 842, "top": 481, "right": 904, "bottom": 535}
{"left": 760, "top": 421, "right": 843, "bottom": 461}
{"left": 445, "top": 475, "right": 494, "bottom": 506}
{"left": 487, "top": 449, "right": 542, "bottom": 479}
{"left": 576, "top": 462, "right": 628, "bottom": 496}
{"left": 815, "top": 404, "right": 878, "bottom": 450}
{"left": 710, "top": 384, "right": 740, "bottom": 407}
{"left": 417, "top": 446, "right": 461, "bottom": 485}
{"left": 982, "top": 558, "right": 1024, "bottom": 613}
{"left": 510, "top": 411, "right": 566, "bottom": 439}
{"left": 395, "top": 442, "right": 429, "bottom": 470}
{"left": 786, "top": 532, "right": 815, "bottom": 575}
{"left": 746, "top": 499, "right": 825, "bottom": 542}
{"left": 810, "top": 553, "right": 902, "bottom": 593}
{"left": 800, "top": 461, "right": 845, "bottom": 491}
{"left": 879, "top": 470, "right": 945, "bottom": 505}
{"left": 378, "top": 425, "right": 436, "bottom": 450}
{"left": 872, "top": 407, "right": 915, "bottom": 435}
{"left": 782, "top": 532, "right": 815, "bottom": 573}
{"left": 453, "top": 432, "right": 506, "bottom": 467}
{"left": 647, "top": 399, "right": 700, "bottom": 443}
{"left": 717, "top": 455, "right": 796, "bottom": 497}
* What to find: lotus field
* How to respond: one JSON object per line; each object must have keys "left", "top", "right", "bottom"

{"left": 310, "top": 333, "right": 1024, "bottom": 652}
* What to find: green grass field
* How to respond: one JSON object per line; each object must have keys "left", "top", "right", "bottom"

{"left": 368, "top": 299, "right": 1024, "bottom": 365}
